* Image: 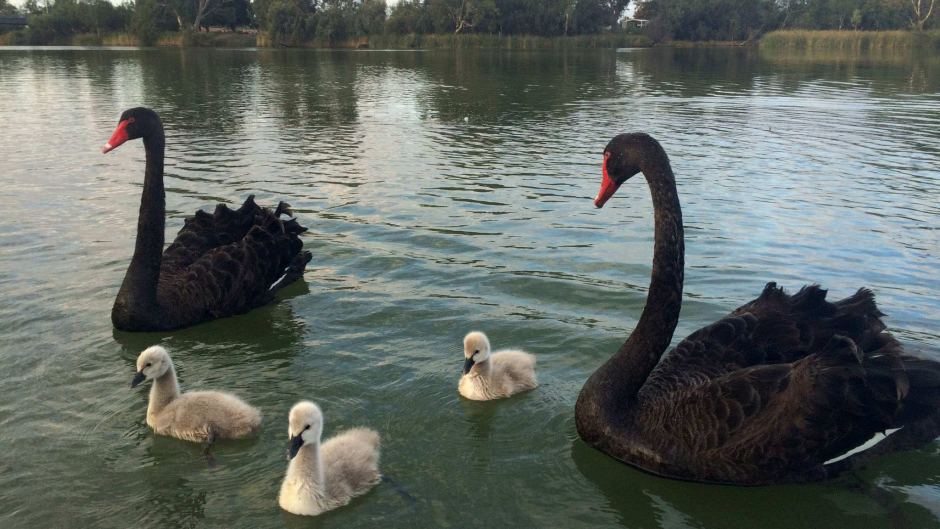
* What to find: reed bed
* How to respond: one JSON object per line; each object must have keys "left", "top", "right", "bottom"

{"left": 259, "top": 32, "right": 651, "bottom": 49}
{"left": 761, "top": 30, "right": 940, "bottom": 52}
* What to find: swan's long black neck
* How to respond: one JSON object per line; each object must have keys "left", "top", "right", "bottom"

{"left": 577, "top": 141, "right": 684, "bottom": 431}
{"left": 113, "top": 128, "right": 166, "bottom": 327}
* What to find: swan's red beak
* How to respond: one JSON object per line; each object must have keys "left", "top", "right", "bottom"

{"left": 102, "top": 119, "right": 132, "bottom": 154}
{"left": 594, "top": 153, "right": 619, "bottom": 208}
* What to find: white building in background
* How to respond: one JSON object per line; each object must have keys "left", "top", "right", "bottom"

{"left": 621, "top": 18, "right": 649, "bottom": 30}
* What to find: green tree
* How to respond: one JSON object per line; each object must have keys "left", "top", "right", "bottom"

{"left": 0, "top": 0, "right": 19, "bottom": 15}
{"left": 386, "top": 0, "right": 431, "bottom": 33}
{"left": 356, "top": 0, "right": 386, "bottom": 34}
{"left": 568, "top": 0, "right": 631, "bottom": 34}
{"left": 426, "top": 0, "right": 497, "bottom": 33}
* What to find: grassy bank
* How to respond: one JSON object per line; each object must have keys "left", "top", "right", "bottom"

{"left": 0, "top": 30, "right": 256, "bottom": 47}
{"left": 258, "top": 32, "right": 651, "bottom": 49}
{"left": 0, "top": 30, "right": 649, "bottom": 49}
{"left": 7, "top": 30, "right": 937, "bottom": 51}
{"left": 761, "top": 30, "right": 940, "bottom": 52}
{"left": 667, "top": 40, "right": 753, "bottom": 48}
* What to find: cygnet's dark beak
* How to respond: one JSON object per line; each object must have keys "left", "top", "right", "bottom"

{"left": 130, "top": 371, "right": 146, "bottom": 388}
{"left": 462, "top": 357, "right": 475, "bottom": 374}
{"left": 287, "top": 434, "right": 304, "bottom": 460}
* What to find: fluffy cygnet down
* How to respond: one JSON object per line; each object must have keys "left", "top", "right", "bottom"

{"left": 131, "top": 345, "right": 261, "bottom": 443}
{"left": 278, "top": 401, "right": 381, "bottom": 516}
{"left": 459, "top": 331, "right": 538, "bottom": 401}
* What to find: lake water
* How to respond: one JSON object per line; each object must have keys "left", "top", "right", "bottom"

{"left": 0, "top": 46, "right": 938, "bottom": 528}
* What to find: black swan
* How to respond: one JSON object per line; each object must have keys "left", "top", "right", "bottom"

{"left": 102, "top": 107, "right": 312, "bottom": 331}
{"left": 575, "top": 133, "right": 940, "bottom": 485}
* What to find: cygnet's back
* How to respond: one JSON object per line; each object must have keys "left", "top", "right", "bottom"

{"left": 152, "top": 390, "right": 262, "bottom": 442}
{"left": 459, "top": 332, "right": 538, "bottom": 401}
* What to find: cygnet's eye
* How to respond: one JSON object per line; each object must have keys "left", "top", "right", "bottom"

{"left": 304, "top": 424, "right": 311, "bottom": 431}
{"left": 473, "top": 350, "right": 479, "bottom": 355}
{"left": 145, "top": 362, "right": 152, "bottom": 367}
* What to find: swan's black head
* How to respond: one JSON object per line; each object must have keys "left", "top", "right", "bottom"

{"left": 102, "top": 107, "right": 162, "bottom": 154}
{"left": 595, "top": 133, "right": 661, "bottom": 208}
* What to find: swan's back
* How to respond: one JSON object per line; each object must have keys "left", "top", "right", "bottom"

{"left": 151, "top": 390, "right": 261, "bottom": 442}
{"left": 321, "top": 427, "right": 381, "bottom": 506}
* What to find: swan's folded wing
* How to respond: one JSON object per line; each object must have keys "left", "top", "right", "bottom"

{"left": 638, "top": 311, "right": 801, "bottom": 401}
{"left": 636, "top": 337, "right": 919, "bottom": 482}
{"left": 158, "top": 219, "right": 306, "bottom": 318}
{"left": 161, "top": 195, "right": 265, "bottom": 272}
{"left": 640, "top": 283, "right": 889, "bottom": 403}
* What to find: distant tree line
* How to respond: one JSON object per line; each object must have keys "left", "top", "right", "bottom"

{"left": 2, "top": 0, "right": 632, "bottom": 44}
{"left": 257, "top": 0, "right": 632, "bottom": 44}
{"left": 1, "top": 0, "right": 935, "bottom": 45}
{"left": 636, "top": 0, "right": 936, "bottom": 42}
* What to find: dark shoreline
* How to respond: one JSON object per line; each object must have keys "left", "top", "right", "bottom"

{"left": 2, "top": 29, "right": 938, "bottom": 51}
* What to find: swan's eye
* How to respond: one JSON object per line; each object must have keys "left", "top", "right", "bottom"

{"left": 145, "top": 362, "right": 152, "bottom": 367}
{"left": 304, "top": 424, "right": 310, "bottom": 431}
{"left": 474, "top": 350, "right": 479, "bottom": 355}
{"left": 127, "top": 117, "right": 136, "bottom": 123}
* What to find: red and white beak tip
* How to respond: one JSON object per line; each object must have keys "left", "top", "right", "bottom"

{"left": 101, "top": 142, "right": 114, "bottom": 154}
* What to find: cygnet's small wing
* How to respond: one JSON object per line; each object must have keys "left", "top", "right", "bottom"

{"left": 321, "top": 427, "right": 381, "bottom": 506}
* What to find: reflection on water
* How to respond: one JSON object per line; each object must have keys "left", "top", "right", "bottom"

{"left": 0, "top": 47, "right": 938, "bottom": 528}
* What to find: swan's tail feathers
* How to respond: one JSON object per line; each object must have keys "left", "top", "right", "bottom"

{"left": 268, "top": 251, "right": 312, "bottom": 293}
{"left": 822, "top": 353, "right": 940, "bottom": 473}
{"left": 283, "top": 218, "right": 308, "bottom": 235}
{"left": 274, "top": 201, "right": 293, "bottom": 218}
{"left": 238, "top": 194, "right": 258, "bottom": 214}
{"left": 896, "top": 356, "right": 940, "bottom": 423}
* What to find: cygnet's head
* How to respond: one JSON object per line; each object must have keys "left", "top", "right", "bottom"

{"left": 131, "top": 345, "right": 172, "bottom": 388}
{"left": 287, "top": 401, "right": 323, "bottom": 460}
{"left": 462, "top": 331, "right": 491, "bottom": 374}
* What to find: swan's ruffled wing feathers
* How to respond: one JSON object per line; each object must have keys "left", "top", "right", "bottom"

{"left": 633, "top": 343, "right": 914, "bottom": 482}
{"left": 640, "top": 283, "right": 889, "bottom": 401}
{"left": 156, "top": 196, "right": 311, "bottom": 324}
{"left": 630, "top": 283, "right": 940, "bottom": 483}
{"left": 161, "top": 195, "right": 263, "bottom": 272}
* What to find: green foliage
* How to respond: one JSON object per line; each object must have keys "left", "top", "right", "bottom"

{"left": 264, "top": 0, "right": 308, "bottom": 43}
{"left": 0, "top": 0, "right": 19, "bottom": 16}
{"left": 15, "top": 0, "right": 134, "bottom": 44}
{"left": 381, "top": 0, "right": 630, "bottom": 37}
{"left": 635, "top": 0, "right": 933, "bottom": 42}
{"left": 386, "top": 0, "right": 431, "bottom": 34}
{"left": 4, "top": 0, "right": 934, "bottom": 46}
{"left": 203, "top": 0, "right": 254, "bottom": 30}
{"left": 356, "top": 0, "right": 386, "bottom": 35}
{"left": 134, "top": 0, "right": 174, "bottom": 45}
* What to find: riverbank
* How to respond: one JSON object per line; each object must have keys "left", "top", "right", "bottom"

{"left": 280, "top": 33, "right": 652, "bottom": 49}
{"left": 0, "top": 31, "right": 257, "bottom": 47}
{"left": 2, "top": 29, "right": 939, "bottom": 51}
{"left": 761, "top": 30, "right": 940, "bottom": 51}
{"left": 0, "top": 31, "right": 651, "bottom": 49}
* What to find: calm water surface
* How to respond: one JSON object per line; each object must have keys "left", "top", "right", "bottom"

{"left": 0, "top": 46, "right": 938, "bottom": 529}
